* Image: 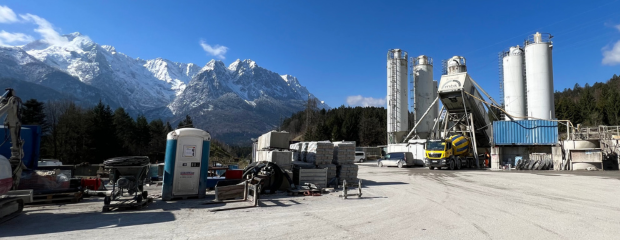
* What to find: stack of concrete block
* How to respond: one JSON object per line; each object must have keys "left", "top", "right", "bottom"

{"left": 257, "top": 131, "right": 289, "bottom": 150}
{"left": 333, "top": 142, "right": 355, "bottom": 165}
{"left": 304, "top": 141, "right": 334, "bottom": 165}
{"left": 316, "top": 163, "right": 337, "bottom": 181}
{"left": 339, "top": 164, "right": 359, "bottom": 184}
{"left": 257, "top": 150, "right": 293, "bottom": 170}
{"left": 267, "top": 151, "right": 293, "bottom": 171}
{"left": 291, "top": 143, "right": 304, "bottom": 162}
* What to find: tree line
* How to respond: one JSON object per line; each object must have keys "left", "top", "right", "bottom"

{"left": 280, "top": 105, "right": 389, "bottom": 147}
{"left": 19, "top": 99, "right": 246, "bottom": 164}
{"left": 554, "top": 74, "right": 620, "bottom": 128}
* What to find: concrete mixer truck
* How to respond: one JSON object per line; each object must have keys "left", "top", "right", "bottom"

{"left": 425, "top": 134, "right": 476, "bottom": 170}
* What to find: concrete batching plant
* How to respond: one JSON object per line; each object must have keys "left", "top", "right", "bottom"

{"left": 387, "top": 49, "right": 409, "bottom": 144}
{"left": 525, "top": 32, "right": 554, "bottom": 120}
{"left": 501, "top": 46, "right": 526, "bottom": 120}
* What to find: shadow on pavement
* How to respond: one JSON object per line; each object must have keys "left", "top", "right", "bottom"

{"left": 0, "top": 208, "right": 176, "bottom": 238}
{"left": 363, "top": 180, "right": 407, "bottom": 186}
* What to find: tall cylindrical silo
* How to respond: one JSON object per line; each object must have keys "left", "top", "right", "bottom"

{"left": 413, "top": 55, "right": 436, "bottom": 139}
{"left": 502, "top": 46, "right": 526, "bottom": 120}
{"left": 387, "top": 49, "right": 409, "bottom": 144}
{"left": 525, "top": 32, "right": 554, "bottom": 120}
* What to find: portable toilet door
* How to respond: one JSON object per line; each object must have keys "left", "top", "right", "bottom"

{"left": 162, "top": 128, "right": 211, "bottom": 200}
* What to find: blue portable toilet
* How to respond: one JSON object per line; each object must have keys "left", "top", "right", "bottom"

{"left": 162, "top": 128, "right": 211, "bottom": 201}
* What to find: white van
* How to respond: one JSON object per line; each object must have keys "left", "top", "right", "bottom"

{"left": 355, "top": 151, "right": 366, "bottom": 163}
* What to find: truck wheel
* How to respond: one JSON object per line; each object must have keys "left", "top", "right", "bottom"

{"left": 456, "top": 158, "right": 462, "bottom": 170}
{"left": 429, "top": 166, "right": 435, "bottom": 170}
{"left": 360, "top": 159, "right": 364, "bottom": 163}
{"left": 449, "top": 160, "right": 455, "bottom": 170}
{"left": 398, "top": 162, "right": 403, "bottom": 168}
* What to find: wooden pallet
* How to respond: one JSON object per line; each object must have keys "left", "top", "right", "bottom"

{"left": 29, "top": 192, "right": 83, "bottom": 204}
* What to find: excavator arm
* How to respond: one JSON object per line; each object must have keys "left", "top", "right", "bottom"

{"left": 0, "top": 88, "right": 27, "bottom": 224}
{"left": 0, "top": 88, "right": 25, "bottom": 190}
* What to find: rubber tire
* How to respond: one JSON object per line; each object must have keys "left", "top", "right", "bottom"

{"left": 142, "top": 191, "right": 148, "bottom": 199}
{"left": 360, "top": 159, "right": 364, "bottom": 163}
{"left": 136, "top": 194, "right": 143, "bottom": 203}
{"left": 378, "top": 162, "right": 384, "bottom": 167}
{"left": 456, "top": 158, "right": 462, "bottom": 170}
{"left": 398, "top": 162, "right": 403, "bottom": 168}
{"left": 429, "top": 166, "right": 435, "bottom": 170}
{"left": 449, "top": 160, "right": 455, "bottom": 170}
{"left": 104, "top": 196, "right": 111, "bottom": 205}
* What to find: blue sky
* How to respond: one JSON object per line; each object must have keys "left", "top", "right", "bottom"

{"left": 1, "top": 0, "right": 620, "bottom": 109}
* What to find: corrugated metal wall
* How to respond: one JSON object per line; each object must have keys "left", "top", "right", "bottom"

{"left": 493, "top": 120, "right": 558, "bottom": 145}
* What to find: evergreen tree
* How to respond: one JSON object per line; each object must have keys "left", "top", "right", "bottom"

{"left": 21, "top": 99, "right": 49, "bottom": 133}
{"left": 113, "top": 107, "right": 136, "bottom": 155}
{"left": 177, "top": 115, "right": 194, "bottom": 128}
{"left": 134, "top": 115, "right": 151, "bottom": 155}
{"left": 164, "top": 121, "right": 173, "bottom": 133}
{"left": 86, "top": 101, "right": 118, "bottom": 162}
{"left": 148, "top": 119, "right": 167, "bottom": 162}
{"left": 55, "top": 102, "right": 88, "bottom": 164}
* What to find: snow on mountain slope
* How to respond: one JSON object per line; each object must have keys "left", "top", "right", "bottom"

{"left": 0, "top": 46, "right": 121, "bottom": 108}
{"left": 142, "top": 58, "right": 201, "bottom": 96}
{"left": 22, "top": 32, "right": 182, "bottom": 110}
{"left": 1, "top": 32, "right": 329, "bottom": 143}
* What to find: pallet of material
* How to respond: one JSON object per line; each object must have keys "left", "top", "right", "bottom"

{"left": 316, "top": 164, "right": 337, "bottom": 182}
{"left": 339, "top": 164, "right": 359, "bottom": 184}
{"left": 29, "top": 191, "right": 83, "bottom": 204}
{"left": 258, "top": 131, "right": 290, "bottom": 150}
{"left": 215, "top": 181, "right": 248, "bottom": 201}
{"left": 257, "top": 150, "right": 293, "bottom": 170}
{"left": 295, "top": 168, "right": 328, "bottom": 189}
{"left": 333, "top": 142, "right": 355, "bottom": 165}
{"left": 304, "top": 142, "right": 334, "bottom": 165}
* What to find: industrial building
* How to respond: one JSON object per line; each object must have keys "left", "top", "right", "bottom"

{"left": 385, "top": 32, "right": 619, "bottom": 171}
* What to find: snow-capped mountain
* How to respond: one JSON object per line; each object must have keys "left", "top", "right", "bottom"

{"left": 142, "top": 58, "right": 201, "bottom": 96}
{"left": 0, "top": 32, "right": 328, "bottom": 144}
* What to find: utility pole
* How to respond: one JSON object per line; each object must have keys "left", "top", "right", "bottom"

{"left": 306, "top": 93, "right": 310, "bottom": 134}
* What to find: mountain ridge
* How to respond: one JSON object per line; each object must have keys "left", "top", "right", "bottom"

{"left": 0, "top": 32, "right": 328, "bottom": 144}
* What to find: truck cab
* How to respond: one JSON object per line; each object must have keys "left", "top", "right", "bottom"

{"left": 425, "top": 139, "right": 453, "bottom": 169}
{"left": 425, "top": 135, "right": 474, "bottom": 170}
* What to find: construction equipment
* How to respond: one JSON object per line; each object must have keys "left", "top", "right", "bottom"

{"left": 426, "top": 134, "right": 476, "bottom": 170}
{"left": 0, "top": 88, "right": 30, "bottom": 223}
{"left": 339, "top": 179, "right": 362, "bottom": 199}
{"left": 102, "top": 156, "right": 152, "bottom": 212}
{"left": 405, "top": 56, "right": 496, "bottom": 168}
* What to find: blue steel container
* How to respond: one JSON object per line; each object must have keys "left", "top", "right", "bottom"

{"left": 493, "top": 120, "right": 558, "bottom": 145}
{"left": 0, "top": 125, "right": 41, "bottom": 170}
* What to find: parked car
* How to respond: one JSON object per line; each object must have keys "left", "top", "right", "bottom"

{"left": 355, "top": 151, "right": 366, "bottom": 163}
{"left": 378, "top": 152, "right": 414, "bottom": 168}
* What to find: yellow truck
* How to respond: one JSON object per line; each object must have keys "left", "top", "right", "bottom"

{"left": 425, "top": 134, "right": 475, "bottom": 170}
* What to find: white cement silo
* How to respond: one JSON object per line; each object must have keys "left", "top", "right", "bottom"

{"left": 525, "top": 32, "right": 555, "bottom": 120}
{"left": 502, "top": 46, "right": 526, "bottom": 120}
{"left": 413, "top": 55, "right": 437, "bottom": 139}
{"left": 387, "top": 49, "right": 409, "bottom": 144}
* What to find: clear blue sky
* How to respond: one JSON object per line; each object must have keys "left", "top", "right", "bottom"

{"left": 2, "top": 0, "right": 620, "bottom": 108}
